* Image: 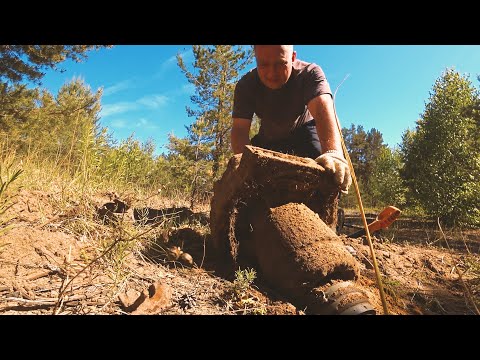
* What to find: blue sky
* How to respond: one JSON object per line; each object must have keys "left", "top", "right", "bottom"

{"left": 38, "top": 45, "right": 480, "bottom": 155}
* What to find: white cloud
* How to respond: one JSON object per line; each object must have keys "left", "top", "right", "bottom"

{"left": 103, "top": 80, "right": 132, "bottom": 96}
{"left": 101, "top": 93, "right": 169, "bottom": 121}
{"left": 109, "top": 119, "right": 128, "bottom": 128}
{"left": 137, "top": 94, "right": 169, "bottom": 108}
{"left": 104, "top": 117, "right": 160, "bottom": 131}
{"left": 135, "top": 118, "right": 160, "bottom": 129}
{"left": 155, "top": 55, "right": 178, "bottom": 78}
{"left": 167, "top": 83, "right": 195, "bottom": 98}
{"left": 137, "top": 118, "right": 148, "bottom": 126}
{"left": 101, "top": 102, "right": 138, "bottom": 117}
{"left": 164, "top": 54, "right": 179, "bottom": 66}
{"left": 177, "top": 49, "right": 192, "bottom": 62}
{"left": 155, "top": 48, "right": 192, "bottom": 78}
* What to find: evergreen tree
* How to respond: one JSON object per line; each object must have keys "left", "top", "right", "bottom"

{"left": 0, "top": 45, "right": 110, "bottom": 141}
{"left": 169, "top": 45, "right": 253, "bottom": 206}
{"left": 0, "top": 45, "right": 109, "bottom": 86}
{"left": 369, "top": 147, "right": 407, "bottom": 207}
{"left": 401, "top": 68, "right": 480, "bottom": 226}
{"left": 341, "top": 124, "right": 386, "bottom": 205}
{"left": 174, "top": 45, "right": 253, "bottom": 178}
{"left": 9, "top": 78, "right": 104, "bottom": 175}
{"left": 0, "top": 83, "right": 38, "bottom": 134}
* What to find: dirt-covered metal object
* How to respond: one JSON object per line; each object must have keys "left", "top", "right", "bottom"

{"left": 209, "top": 145, "right": 373, "bottom": 314}
{"left": 245, "top": 203, "right": 360, "bottom": 298}
{"left": 210, "top": 146, "right": 340, "bottom": 269}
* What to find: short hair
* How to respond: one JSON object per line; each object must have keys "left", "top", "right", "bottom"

{"left": 253, "top": 45, "right": 294, "bottom": 54}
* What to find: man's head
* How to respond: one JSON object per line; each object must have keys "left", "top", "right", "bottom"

{"left": 254, "top": 45, "right": 296, "bottom": 90}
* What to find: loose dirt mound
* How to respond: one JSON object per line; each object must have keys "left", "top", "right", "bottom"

{"left": 341, "top": 235, "right": 479, "bottom": 315}
{"left": 0, "top": 190, "right": 300, "bottom": 315}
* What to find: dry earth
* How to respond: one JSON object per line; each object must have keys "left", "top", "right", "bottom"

{"left": 0, "top": 189, "right": 479, "bottom": 315}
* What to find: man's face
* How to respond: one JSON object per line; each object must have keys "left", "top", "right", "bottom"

{"left": 255, "top": 45, "right": 296, "bottom": 90}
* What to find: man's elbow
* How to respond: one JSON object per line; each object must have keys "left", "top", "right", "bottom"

{"left": 317, "top": 93, "right": 334, "bottom": 108}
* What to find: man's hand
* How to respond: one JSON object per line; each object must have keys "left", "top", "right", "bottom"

{"left": 315, "top": 151, "right": 352, "bottom": 194}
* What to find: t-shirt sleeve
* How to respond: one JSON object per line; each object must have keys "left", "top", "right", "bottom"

{"left": 232, "top": 76, "right": 254, "bottom": 120}
{"left": 303, "top": 64, "right": 333, "bottom": 104}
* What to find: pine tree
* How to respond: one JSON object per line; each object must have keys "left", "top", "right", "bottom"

{"left": 0, "top": 45, "right": 110, "bottom": 145}
{"left": 169, "top": 45, "right": 253, "bottom": 207}
{"left": 341, "top": 124, "right": 386, "bottom": 206}
{"left": 0, "top": 83, "right": 38, "bottom": 133}
{"left": 0, "top": 45, "right": 109, "bottom": 86}
{"left": 174, "top": 45, "right": 253, "bottom": 178}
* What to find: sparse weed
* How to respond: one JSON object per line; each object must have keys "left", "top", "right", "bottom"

{"left": 0, "top": 150, "right": 23, "bottom": 235}
{"left": 233, "top": 267, "right": 257, "bottom": 294}
{"left": 382, "top": 276, "right": 402, "bottom": 305}
{"left": 224, "top": 267, "right": 267, "bottom": 315}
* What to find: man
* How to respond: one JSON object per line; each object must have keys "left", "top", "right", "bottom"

{"left": 231, "top": 45, "right": 351, "bottom": 194}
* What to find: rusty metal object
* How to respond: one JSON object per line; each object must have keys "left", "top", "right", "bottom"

{"left": 209, "top": 146, "right": 376, "bottom": 314}
{"left": 245, "top": 203, "right": 360, "bottom": 299}
{"left": 210, "top": 145, "right": 340, "bottom": 273}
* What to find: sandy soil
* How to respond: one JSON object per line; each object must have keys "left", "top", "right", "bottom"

{"left": 1, "top": 189, "right": 478, "bottom": 315}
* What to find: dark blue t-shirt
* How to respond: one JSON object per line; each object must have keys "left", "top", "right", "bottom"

{"left": 232, "top": 59, "right": 332, "bottom": 143}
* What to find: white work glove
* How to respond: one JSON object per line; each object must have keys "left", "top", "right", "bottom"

{"left": 315, "top": 151, "right": 352, "bottom": 194}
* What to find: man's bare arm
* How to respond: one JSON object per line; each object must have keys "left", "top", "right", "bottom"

{"left": 308, "top": 94, "right": 352, "bottom": 193}
{"left": 231, "top": 118, "right": 252, "bottom": 154}
{"left": 307, "top": 93, "right": 342, "bottom": 154}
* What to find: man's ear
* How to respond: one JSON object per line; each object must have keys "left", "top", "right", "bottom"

{"left": 292, "top": 51, "right": 297, "bottom": 62}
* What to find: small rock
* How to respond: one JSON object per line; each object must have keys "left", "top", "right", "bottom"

{"left": 179, "top": 252, "right": 194, "bottom": 266}
{"left": 131, "top": 281, "right": 173, "bottom": 315}
{"left": 118, "top": 288, "right": 145, "bottom": 311}
{"left": 345, "top": 245, "right": 357, "bottom": 256}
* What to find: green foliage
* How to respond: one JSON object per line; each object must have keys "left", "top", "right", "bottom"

{"left": 339, "top": 178, "right": 368, "bottom": 209}
{"left": 55, "top": 78, "right": 104, "bottom": 174}
{"left": 0, "top": 83, "right": 39, "bottom": 131}
{"left": 15, "top": 78, "right": 105, "bottom": 182}
{"left": 233, "top": 267, "right": 257, "bottom": 294}
{"left": 0, "top": 46, "right": 171, "bottom": 199}
{"left": 369, "top": 147, "right": 407, "bottom": 208}
{"left": 225, "top": 267, "right": 267, "bottom": 315}
{"left": 0, "top": 75, "right": 164, "bottom": 196}
{"left": 250, "top": 114, "right": 261, "bottom": 138}
{"left": 342, "top": 125, "right": 386, "bottom": 184}
{"left": 0, "top": 45, "right": 110, "bottom": 86}
{"left": 400, "top": 68, "right": 480, "bottom": 227}
{"left": 165, "top": 135, "right": 213, "bottom": 208}
{"left": 170, "top": 45, "right": 253, "bottom": 206}
{"left": 99, "top": 135, "right": 158, "bottom": 190}
{"left": 341, "top": 124, "right": 387, "bottom": 207}
{"left": 461, "top": 75, "right": 480, "bottom": 141}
